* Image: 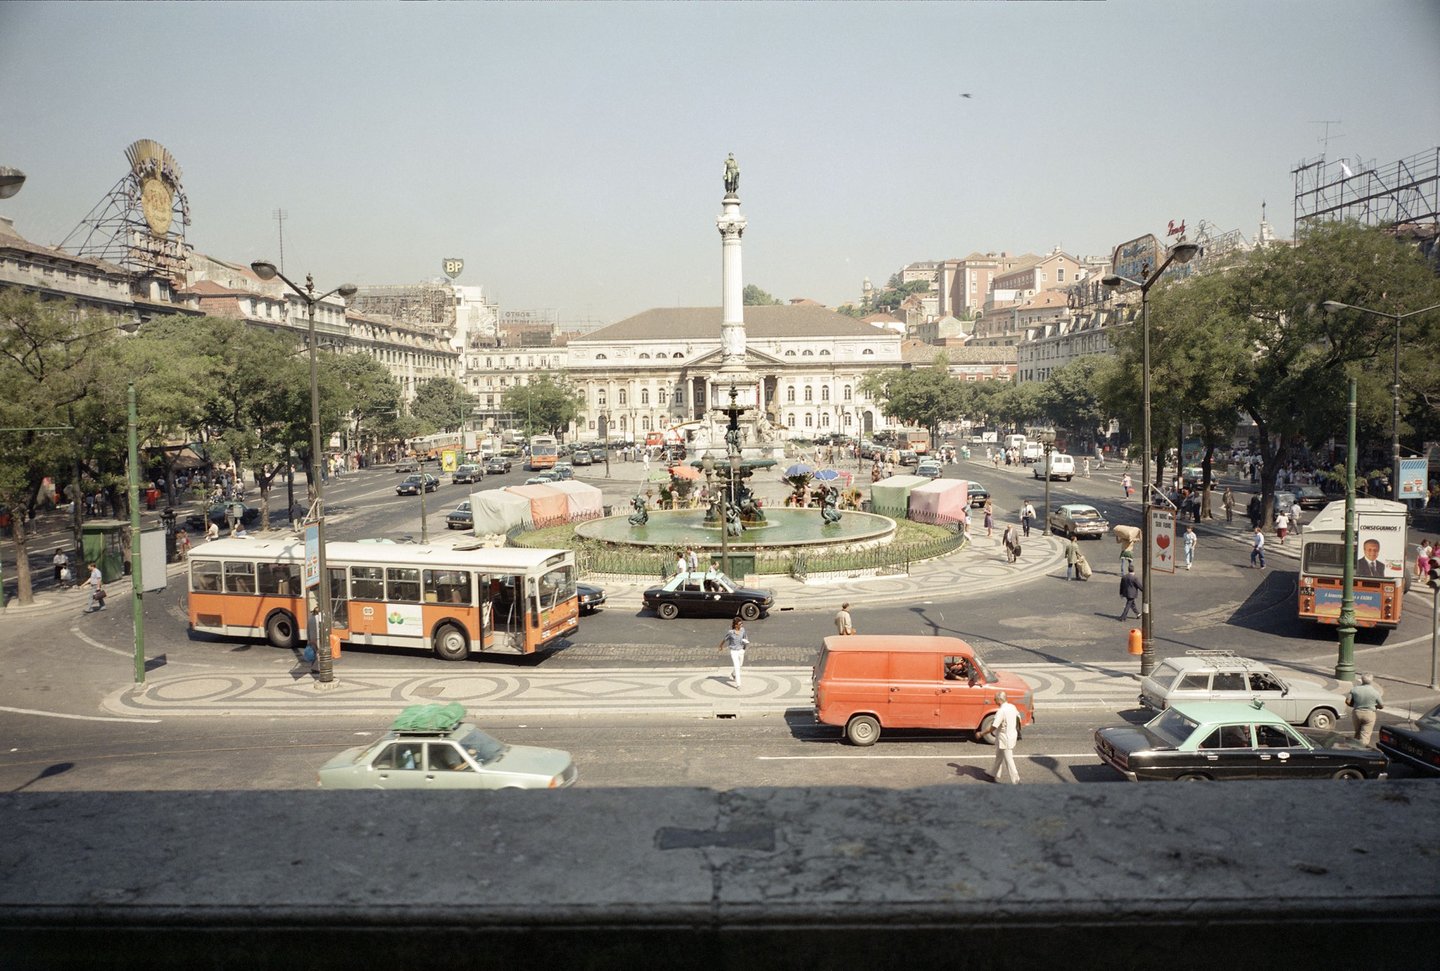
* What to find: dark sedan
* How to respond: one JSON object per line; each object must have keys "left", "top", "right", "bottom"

{"left": 484, "top": 457, "right": 511, "bottom": 475}
{"left": 185, "top": 501, "right": 260, "bottom": 531}
{"left": 1378, "top": 702, "right": 1440, "bottom": 776}
{"left": 395, "top": 474, "right": 439, "bottom": 496}
{"left": 966, "top": 481, "right": 990, "bottom": 508}
{"left": 1293, "top": 484, "right": 1329, "bottom": 511}
{"left": 1094, "top": 701, "right": 1388, "bottom": 782}
{"left": 577, "top": 582, "right": 607, "bottom": 615}
{"left": 643, "top": 570, "right": 775, "bottom": 621}
{"left": 445, "top": 500, "right": 473, "bottom": 531}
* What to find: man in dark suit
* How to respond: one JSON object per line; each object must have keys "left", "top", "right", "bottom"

{"left": 1356, "top": 538, "right": 1386, "bottom": 578}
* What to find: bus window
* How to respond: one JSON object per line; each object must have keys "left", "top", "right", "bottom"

{"left": 224, "top": 561, "right": 256, "bottom": 594}
{"left": 192, "top": 560, "right": 222, "bottom": 593}
{"left": 259, "top": 562, "right": 302, "bottom": 596}
{"left": 538, "top": 564, "right": 576, "bottom": 610}
{"left": 1303, "top": 541, "right": 1346, "bottom": 574}
{"left": 425, "top": 569, "right": 472, "bottom": 605}
{"left": 350, "top": 565, "right": 384, "bottom": 601}
{"left": 387, "top": 567, "right": 421, "bottom": 603}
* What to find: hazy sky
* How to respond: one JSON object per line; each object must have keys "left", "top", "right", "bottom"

{"left": 2, "top": 1, "right": 1437, "bottom": 325}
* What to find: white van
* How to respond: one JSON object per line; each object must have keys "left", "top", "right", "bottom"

{"left": 1034, "top": 452, "right": 1075, "bottom": 481}
{"left": 1004, "top": 434, "right": 1027, "bottom": 452}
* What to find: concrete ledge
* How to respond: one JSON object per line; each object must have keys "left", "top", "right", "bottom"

{"left": 3, "top": 783, "right": 1437, "bottom": 969}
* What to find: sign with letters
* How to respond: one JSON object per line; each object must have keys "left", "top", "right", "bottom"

{"left": 1148, "top": 507, "right": 1176, "bottom": 574}
{"left": 442, "top": 258, "right": 464, "bottom": 280}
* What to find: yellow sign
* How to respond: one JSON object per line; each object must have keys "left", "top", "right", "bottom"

{"left": 441, "top": 450, "right": 459, "bottom": 472}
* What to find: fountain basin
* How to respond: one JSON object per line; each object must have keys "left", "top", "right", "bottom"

{"left": 575, "top": 508, "right": 895, "bottom": 550}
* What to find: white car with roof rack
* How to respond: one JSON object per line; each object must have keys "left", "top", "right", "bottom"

{"left": 1138, "top": 650, "right": 1346, "bottom": 730}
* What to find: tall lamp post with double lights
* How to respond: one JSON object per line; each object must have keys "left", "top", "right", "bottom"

{"left": 1037, "top": 428, "right": 1056, "bottom": 532}
{"left": 250, "top": 261, "right": 356, "bottom": 684}
{"left": 1322, "top": 299, "right": 1440, "bottom": 507}
{"left": 1102, "top": 241, "right": 1200, "bottom": 676}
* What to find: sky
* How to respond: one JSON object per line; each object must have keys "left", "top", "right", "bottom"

{"left": 2, "top": 1, "right": 1438, "bottom": 326}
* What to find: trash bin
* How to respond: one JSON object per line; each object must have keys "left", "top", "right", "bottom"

{"left": 81, "top": 520, "right": 127, "bottom": 582}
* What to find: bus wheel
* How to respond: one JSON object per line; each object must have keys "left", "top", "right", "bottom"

{"left": 265, "top": 611, "right": 298, "bottom": 650}
{"left": 433, "top": 624, "right": 469, "bottom": 662}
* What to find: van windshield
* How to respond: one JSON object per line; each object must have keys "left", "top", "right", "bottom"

{"left": 972, "top": 652, "right": 998, "bottom": 684}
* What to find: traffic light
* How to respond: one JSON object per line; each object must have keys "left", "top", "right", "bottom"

{"left": 1429, "top": 553, "right": 1440, "bottom": 589}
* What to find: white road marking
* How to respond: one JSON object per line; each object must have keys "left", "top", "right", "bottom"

{"left": 0, "top": 705, "right": 160, "bottom": 724}
{"left": 71, "top": 629, "right": 132, "bottom": 658}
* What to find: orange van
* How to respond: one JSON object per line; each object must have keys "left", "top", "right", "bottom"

{"left": 813, "top": 635, "right": 1035, "bottom": 746}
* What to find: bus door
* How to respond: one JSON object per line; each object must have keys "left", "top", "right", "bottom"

{"left": 482, "top": 572, "right": 525, "bottom": 653}
{"left": 423, "top": 568, "right": 481, "bottom": 643}
{"left": 328, "top": 566, "right": 349, "bottom": 633}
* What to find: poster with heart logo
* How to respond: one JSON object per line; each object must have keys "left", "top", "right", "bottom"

{"left": 1148, "top": 507, "right": 1177, "bottom": 574}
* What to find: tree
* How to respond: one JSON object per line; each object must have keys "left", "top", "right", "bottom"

{"left": 1037, "top": 356, "right": 1118, "bottom": 451}
{"left": 743, "top": 284, "right": 782, "bottom": 306}
{"left": 409, "top": 377, "right": 476, "bottom": 435}
{"left": 0, "top": 289, "right": 126, "bottom": 604}
{"left": 501, "top": 375, "right": 584, "bottom": 437}
{"left": 331, "top": 354, "right": 405, "bottom": 458}
{"left": 869, "top": 279, "right": 931, "bottom": 314}
{"left": 858, "top": 358, "right": 966, "bottom": 444}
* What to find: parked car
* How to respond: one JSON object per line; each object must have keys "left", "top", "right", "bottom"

{"left": 1094, "top": 701, "right": 1389, "bottom": 782}
{"left": 1273, "top": 491, "right": 1298, "bottom": 521}
{"left": 552, "top": 463, "right": 574, "bottom": 480}
{"left": 571, "top": 449, "right": 593, "bottom": 466}
{"left": 966, "top": 481, "right": 990, "bottom": 508}
{"left": 1048, "top": 503, "right": 1109, "bottom": 539}
{"left": 445, "top": 500, "right": 473, "bottom": 530}
{"left": 577, "top": 582, "right": 607, "bottom": 615}
{"left": 484, "top": 457, "right": 511, "bottom": 475}
{"left": 589, "top": 447, "right": 608, "bottom": 464}
{"left": 393, "top": 460, "right": 419, "bottom": 474}
{"left": 318, "top": 704, "right": 577, "bottom": 790}
{"left": 643, "top": 570, "right": 775, "bottom": 621}
{"left": 897, "top": 449, "right": 919, "bottom": 467}
{"left": 395, "top": 474, "right": 439, "bottom": 496}
{"left": 185, "top": 501, "right": 260, "bottom": 531}
{"left": 526, "top": 472, "right": 558, "bottom": 485}
{"left": 1294, "top": 484, "right": 1329, "bottom": 511}
{"left": 1138, "top": 651, "right": 1345, "bottom": 729}
{"left": 814, "top": 635, "right": 1035, "bottom": 747}
{"left": 452, "top": 463, "right": 482, "bottom": 484}
{"left": 1377, "top": 701, "right": 1440, "bottom": 776}
{"left": 916, "top": 460, "right": 943, "bottom": 479}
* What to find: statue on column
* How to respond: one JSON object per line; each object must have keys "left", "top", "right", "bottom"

{"left": 627, "top": 494, "right": 649, "bottom": 526}
{"left": 820, "top": 486, "right": 843, "bottom": 525}
{"left": 723, "top": 153, "right": 739, "bottom": 196}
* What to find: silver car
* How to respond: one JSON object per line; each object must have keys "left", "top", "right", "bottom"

{"left": 318, "top": 704, "right": 577, "bottom": 790}
{"left": 1138, "top": 651, "right": 1345, "bottom": 730}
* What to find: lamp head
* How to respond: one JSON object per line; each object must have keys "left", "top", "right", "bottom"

{"left": 250, "top": 260, "right": 278, "bottom": 281}
{"left": 0, "top": 166, "right": 26, "bottom": 200}
{"left": 1322, "top": 300, "right": 1347, "bottom": 314}
{"left": 337, "top": 284, "right": 358, "bottom": 299}
{"left": 1170, "top": 242, "right": 1200, "bottom": 264}
{"left": 1100, "top": 274, "right": 1123, "bottom": 290}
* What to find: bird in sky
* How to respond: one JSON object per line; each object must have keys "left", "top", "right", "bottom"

{"left": 960, "top": 93, "right": 972, "bottom": 98}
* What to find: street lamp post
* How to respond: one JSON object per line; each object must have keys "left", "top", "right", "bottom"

{"left": 250, "top": 262, "right": 356, "bottom": 685}
{"left": 1038, "top": 428, "right": 1056, "bottom": 535}
{"left": 1322, "top": 300, "right": 1440, "bottom": 507}
{"left": 1102, "top": 241, "right": 1200, "bottom": 677}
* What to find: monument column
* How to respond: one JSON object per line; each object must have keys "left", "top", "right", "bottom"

{"left": 717, "top": 167, "right": 748, "bottom": 372}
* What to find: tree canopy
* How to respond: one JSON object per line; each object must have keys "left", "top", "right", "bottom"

{"left": 742, "top": 285, "right": 782, "bottom": 306}
{"left": 501, "top": 374, "right": 584, "bottom": 437}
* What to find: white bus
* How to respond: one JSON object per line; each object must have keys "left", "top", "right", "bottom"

{"left": 1298, "top": 498, "right": 1409, "bottom": 629}
{"left": 188, "top": 539, "right": 579, "bottom": 659}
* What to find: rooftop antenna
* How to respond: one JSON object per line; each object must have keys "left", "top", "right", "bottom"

{"left": 273, "top": 208, "right": 288, "bottom": 273}
{"left": 1309, "top": 120, "right": 1343, "bottom": 156}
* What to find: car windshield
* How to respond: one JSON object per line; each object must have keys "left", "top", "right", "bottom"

{"left": 1148, "top": 707, "right": 1200, "bottom": 746}
{"left": 970, "top": 650, "right": 999, "bottom": 685}
{"left": 1416, "top": 704, "right": 1440, "bottom": 731}
{"left": 454, "top": 727, "right": 507, "bottom": 765}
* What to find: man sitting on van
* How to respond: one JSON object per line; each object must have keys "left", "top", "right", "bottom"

{"left": 945, "top": 657, "right": 980, "bottom": 687}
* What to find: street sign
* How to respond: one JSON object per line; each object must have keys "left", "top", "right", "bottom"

{"left": 1148, "top": 506, "right": 1176, "bottom": 574}
{"left": 304, "top": 524, "right": 319, "bottom": 589}
{"left": 442, "top": 258, "right": 464, "bottom": 280}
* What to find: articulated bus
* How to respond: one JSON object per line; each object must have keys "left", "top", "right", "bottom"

{"left": 188, "top": 539, "right": 578, "bottom": 660}
{"left": 1298, "top": 498, "right": 1409, "bottom": 629}
{"left": 527, "top": 434, "right": 558, "bottom": 471}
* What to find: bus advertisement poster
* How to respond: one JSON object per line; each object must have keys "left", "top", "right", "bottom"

{"left": 304, "top": 525, "right": 319, "bottom": 589}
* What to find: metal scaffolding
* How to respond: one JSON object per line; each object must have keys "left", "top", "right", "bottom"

{"left": 1293, "top": 147, "right": 1440, "bottom": 234}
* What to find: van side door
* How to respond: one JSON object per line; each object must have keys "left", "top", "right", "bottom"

{"left": 885, "top": 652, "right": 942, "bottom": 727}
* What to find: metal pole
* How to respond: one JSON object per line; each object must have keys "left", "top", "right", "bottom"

{"left": 1392, "top": 313, "right": 1401, "bottom": 504}
{"left": 306, "top": 284, "right": 335, "bottom": 684}
{"left": 128, "top": 382, "right": 145, "bottom": 684}
{"left": 1140, "top": 287, "right": 1154, "bottom": 676}
{"left": 1042, "top": 440, "right": 1053, "bottom": 538}
{"left": 1431, "top": 583, "right": 1439, "bottom": 691}
{"left": 1335, "top": 378, "right": 1357, "bottom": 683}
{"left": 420, "top": 468, "right": 429, "bottom": 544}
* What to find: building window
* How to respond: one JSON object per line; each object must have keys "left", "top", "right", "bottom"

{"left": 862, "top": 349, "right": 874, "bottom": 355}
{"left": 641, "top": 389, "right": 650, "bottom": 405}
{"left": 787, "top": 415, "right": 796, "bottom": 428}
{"left": 786, "top": 387, "right": 796, "bottom": 403}
{"left": 804, "top": 387, "right": 813, "bottom": 402}
{"left": 802, "top": 349, "right": 814, "bottom": 356}
{"left": 642, "top": 416, "right": 651, "bottom": 430}
{"left": 598, "top": 395, "right": 607, "bottom": 407}
{"left": 588, "top": 420, "right": 596, "bottom": 430}
{"left": 639, "top": 353, "right": 650, "bottom": 359}
{"left": 672, "top": 352, "right": 684, "bottom": 359}
{"left": 843, "top": 384, "right": 852, "bottom": 401}
{"left": 596, "top": 354, "right": 607, "bottom": 360}
{"left": 819, "top": 413, "right": 831, "bottom": 427}
{"left": 1057, "top": 268, "right": 1065, "bottom": 282}
{"left": 819, "top": 349, "right": 830, "bottom": 356}
{"left": 658, "top": 388, "right": 668, "bottom": 405}
{"left": 821, "top": 386, "right": 830, "bottom": 402}
{"left": 804, "top": 413, "right": 813, "bottom": 427}
{"left": 784, "top": 350, "right": 795, "bottom": 357}
{"left": 619, "top": 390, "right": 627, "bottom": 405}
{"left": 843, "top": 412, "right": 852, "bottom": 427}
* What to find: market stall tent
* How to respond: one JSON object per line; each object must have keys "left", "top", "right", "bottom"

{"left": 469, "top": 490, "right": 533, "bottom": 536}
{"left": 505, "top": 484, "right": 569, "bottom": 528}
{"left": 544, "top": 480, "right": 604, "bottom": 521}
{"left": 908, "top": 478, "right": 969, "bottom": 525}
{"left": 869, "top": 475, "right": 930, "bottom": 518}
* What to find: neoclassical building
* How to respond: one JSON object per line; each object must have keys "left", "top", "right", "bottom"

{"left": 563, "top": 305, "right": 903, "bottom": 443}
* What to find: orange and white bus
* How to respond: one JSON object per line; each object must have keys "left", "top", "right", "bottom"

{"left": 527, "top": 434, "right": 558, "bottom": 471}
{"left": 188, "top": 539, "right": 578, "bottom": 660}
{"left": 1298, "top": 498, "right": 1409, "bottom": 630}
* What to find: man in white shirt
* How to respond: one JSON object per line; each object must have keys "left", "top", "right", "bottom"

{"left": 704, "top": 561, "right": 722, "bottom": 591}
{"left": 983, "top": 691, "right": 1022, "bottom": 784}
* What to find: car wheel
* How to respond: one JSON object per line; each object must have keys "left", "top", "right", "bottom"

{"left": 265, "top": 610, "right": 298, "bottom": 650}
{"left": 1177, "top": 773, "right": 1211, "bottom": 781}
{"left": 1305, "top": 708, "right": 1337, "bottom": 731}
{"left": 1332, "top": 767, "right": 1365, "bottom": 781}
{"left": 657, "top": 602, "right": 680, "bottom": 620}
{"left": 432, "top": 624, "right": 469, "bottom": 662}
{"left": 845, "top": 714, "right": 881, "bottom": 746}
{"left": 738, "top": 602, "right": 761, "bottom": 622}
{"left": 975, "top": 713, "right": 995, "bottom": 745}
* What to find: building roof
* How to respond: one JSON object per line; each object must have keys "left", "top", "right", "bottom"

{"left": 1018, "top": 290, "right": 1069, "bottom": 310}
{"left": 577, "top": 305, "right": 891, "bottom": 342}
{"left": 0, "top": 216, "right": 129, "bottom": 276}
{"left": 180, "top": 279, "right": 248, "bottom": 297}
